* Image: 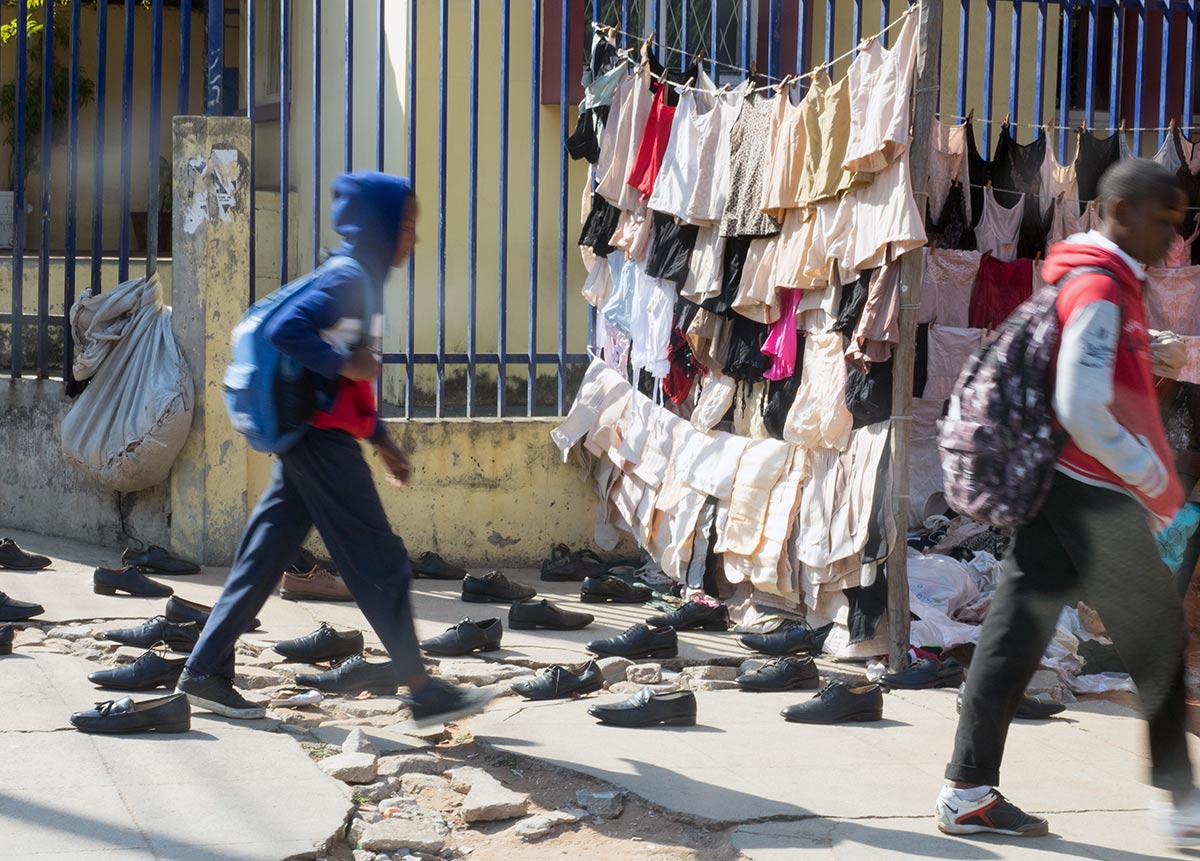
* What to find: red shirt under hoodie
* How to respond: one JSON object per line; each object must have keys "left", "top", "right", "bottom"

{"left": 1045, "top": 232, "right": 1183, "bottom": 523}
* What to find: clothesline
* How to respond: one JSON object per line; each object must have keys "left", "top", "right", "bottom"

{"left": 937, "top": 112, "right": 1197, "bottom": 136}
{"left": 593, "top": 2, "right": 919, "bottom": 96}
{"left": 951, "top": 179, "right": 1200, "bottom": 213}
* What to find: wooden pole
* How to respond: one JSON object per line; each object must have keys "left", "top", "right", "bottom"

{"left": 886, "top": 0, "right": 943, "bottom": 672}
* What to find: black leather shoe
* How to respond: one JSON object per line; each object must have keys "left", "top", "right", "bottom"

{"left": 956, "top": 686, "right": 1067, "bottom": 720}
{"left": 588, "top": 688, "right": 697, "bottom": 727}
{"left": 0, "top": 625, "right": 13, "bottom": 655}
{"left": 122, "top": 545, "right": 200, "bottom": 575}
{"left": 508, "top": 599, "right": 594, "bottom": 631}
{"left": 0, "top": 592, "right": 44, "bottom": 622}
{"left": 586, "top": 623, "right": 677, "bottom": 659}
{"left": 419, "top": 618, "right": 503, "bottom": 656}
{"left": 176, "top": 671, "right": 265, "bottom": 719}
{"left": 736, "top": 656, "right": 820, "bottom": 692}
{"left": 164, "top": 596, "right": 261, "bottom": 632}
{"left": 0, "top": 538, "right": 51, "bottom": 570}
{"left": 93, "top": 567, "right": 174, "bottom": 598}
{"left": 70, "top": 693, "right": 191, "bottom": 734}
{"left": 273, "top": 623, "right": 365, "bottom": 663}
{"left": 581, "top": 575, "right": 651, "bottom": 604}
{"left": 512, "top": 661, "right": 604, "bottom": 701}
{"left": 781, "top": 681, "right": 884, "bottom": 724}
{"left": 647, "top": 601, "right": 728, "bottom": 631}
{"left": 102, "top": 616, "right": 201, "bottom": 652}
{"left": 88, "top": 649, "right": 188, "bottom": 691}
{"left": 540, "top": 544, "right": 612, "bottom": 582}
{"left": 740, "top": 621, "right": 833, "bottom": 656}
{"left": 295, "top": 654, "right": 400, "bottom": 695}
{"left": 880, "top": 657, "right": 964, "bottom": 690}
{"left": 412, "top": 552, "right": 468, "bottom": 580}
{"left": 462, "top": 571, "right": 537, "bottom": 604}
{"left": 409, "top": 678, "right": 499, "bottom": 727}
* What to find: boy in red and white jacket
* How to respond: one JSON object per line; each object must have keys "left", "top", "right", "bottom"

{"left": 937, "top": 159, "right": 1198, "bottom": 847}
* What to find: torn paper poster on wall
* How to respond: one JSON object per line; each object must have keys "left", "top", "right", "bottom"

{"left": 182, "top": 147, "right": 247, "bottom": 235}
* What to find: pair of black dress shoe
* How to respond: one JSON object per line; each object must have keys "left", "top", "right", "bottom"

{"left": 89, "top": 648, "right": 189, "bottom": 691}
{"left": 411, "top": 552, "right": 468, "bottom": 580}
{"left": 420, "top": 617, "right": 504, "bottom": 656}
{"left": 122, "top": 545, "right": 200, "bottom": 575}
{"left": 511, "top": 661, "right": 604, "bottom": 700}
{"left": 164, "top": 596, "right": 261, "bottom": 632}
{"left": 646, "top": 601, "right": 728, "bottom": 632}
{"left": 879, "top": 657, "right": 965, "bottom": 690}
{"left": 955, "top": 685, "right": 1067, "bottom": 720}
{"left": 0, "top": 538, "right": 51, "bottom": 570}
{"left": 70, "top": 692, "right": 191, "bottom": 734}
{"left": 540, "top": 545, "right": 613, "bottom": 582}
{"left": 587, "top": 623, "right": 678, "bottom": 659}
{"left": 103, "top": 616, "right": 201, "bottom": 652}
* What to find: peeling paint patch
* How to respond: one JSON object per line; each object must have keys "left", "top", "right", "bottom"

{"left": 487, "top": 531, "right": 520, "bottom": 548}
{"left": 182, "top": 147, "right": 245, "bottom": 235}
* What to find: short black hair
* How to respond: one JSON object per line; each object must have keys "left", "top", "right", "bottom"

{"left": 1098, "top": 158, "right": 1184, "bottom": 218}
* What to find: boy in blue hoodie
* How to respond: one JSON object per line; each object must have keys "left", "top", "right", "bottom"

{"left": 177, "top": 172, "right": 492, "bottom": 725}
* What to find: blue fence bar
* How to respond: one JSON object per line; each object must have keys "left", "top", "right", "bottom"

{"left": 681, "top": 0, "right": 689, "bottom": 71}
{"left": 64, "top": 0, "right": 82, "bottom": 377}
{"left": 881, "top": 0, "right": 891, "bottom": 47}
{"left": 1134, "top": 0, "right": 1146, "bottom": 154}
{"left": 710, "top": 0, "right": 718, "bottom": 78}
{"left": 1109, "top": 1, "right": 1121, "bottom": 132}
{"left": 497, "top": 0, "right": 511, "bottom": 415}
{"left": 826, "top": 0, "right": 836, "bottom": 62}
{"left": 405, "top": 0, "right": 417, "bottom": 417}
{"left": 377, "top": 0, "right": 386, "bottom": 170}
{"left": 1159, "top": 2, "right": 1171, "bottom": 146}
{"left": 1058, "top": 0, "right": 1073, "bottom": 160}
{"left": 179, "top": 0, "right": 192, "bottom": 115}
{"left": 1186, "top": 1, "right": 1198, "bottom": 126}
{"left": 345, "top": 0, "right": 354, "bottom": 171}
{"left": 529, "top": 0, "right": 542, "bottom": 416}
{"left": 1085, "top": 0, "right": 1097, "bottom": 128}
{"left": 557, "top": 0, "right": 569, "bottom": 414}
{"left": 147, "top": 0, "right": 164, "bottom": 273}
{"left": 281, "top": 0, "right": 292, "bottom": 285}
{"left": 1035, "top": 0, "right": 1047, "bottom": 125}
{"left": 740, "top": 0, "right": 750, "bottom": 71}
{"left": 982, "top": 0, "right": 996, "bottom": 155}
{"left": 118, "top": 2, "right": 134, "bottom": 282}
{"left": 206, "top": 0, "right": 222, "bottom": 114}
{"left": 11, "top": 0, "right": 28, "bottom": 378}
{"left": 313, "top": 0, "right": 322, "bottom": 270}
{"left": 467, "top": 0, "right": 480, "bottom": 416}
{"left": 36, "top": 0, "right": 54, "bottom": 376}
{"left": 852, "top": 0, "right": 863, "bottom": 53}
{"left": 436, "top": 0, "right": 449, "bottom": 416}
{"left": 797, "top": 0, "right": 812, "bottom": 92}
{"left": 1009, "top": 0, "right": 1022, "bottom": 125}
{"left": 957, "top": 0, "right": 970, "bottom": 117}
{"left": 767, "top": 0, "right": 781, "bottom": 77}
{"left": 247, "top": 0, "right": 256, "bottom": 301}
{"left": 90, "top": 0, "right": 107, "bottom": 298}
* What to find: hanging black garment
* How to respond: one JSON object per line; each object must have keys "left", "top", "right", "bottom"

{"left": 845, "top": 566, "right": 889, "bottom": 645}
{"left": 914, "top": 323, "right": 930, "bottom": 398}
{"left": 846, "top": 357, "right": 893, "bottom": 429}
{"left": 578, "top": 193, "right": 621, "bottom": 256}
{"left": 566, "top": 109, "right": 601, "bottom": 162}
{"left": 925, "top": 181, "right": 974, "bottom": 251}
{"left": 991, "top": 125, "right": 1051, "bottom": 259}
{"left": 646, "top": 211, "right": 700, "bottom": 287}
{"left": 862, "top": 441, "right": 894, "bottom": 564}
{"left": 674, "top": 294, "right": 702, "bottom": 334}
{"left": 701, "top": 235, "right": 753, "bottom": 316}
{"left": 723, "top": 314, "right": 771, "bottom": 382}
{"left": 965, "top": 120, "right": 1006, "bottom": 229}
{"left": 1076, "top": 129, "right": 1123, "bottom": 207}
{"left": 763, "top": 340, "right": 804, "bottom": 439}
{"left": 833, "top": 269, "right": 873, "bottom": 334}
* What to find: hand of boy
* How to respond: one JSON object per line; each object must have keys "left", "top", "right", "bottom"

{"left": 342, "top": 347, "right": 382, "bottom": 381}
{"left": 376, "top": 435, "right": 412, "bottom": 487}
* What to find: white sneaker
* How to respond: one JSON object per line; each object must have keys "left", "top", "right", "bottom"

{"left": 935, "top": 786, "right": 1049, "bottom": 837}
{"left": 1152, "top": 793, "right": 1200, "bottom": 848}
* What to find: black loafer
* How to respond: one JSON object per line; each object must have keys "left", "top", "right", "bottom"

{"left": 412, "top": 552, "right": 469, "bottom": 580}
{"left": 0, "top": 538, "right": 51, "bottom": 570}
{"left": 295, "top": 654, "right": 400, "bottom": 696}
{"left": 740, "top": 621, "right": 833, "bottom": 656}
{"left": 586, "top": 623, "right": 678, "bottom": 659}
{"left": 508, "top": 599, "right": 594, "bottom": 631}
{"left": 462, "top": 571, "right": 537, "bottom": 604}
{"left": 540, "top": 544, "right": 612, "bottom": 582}
{"left": 956, "top": 686, "right": 1067, "bottom": 720}
{"left": 647, "top": 601, "right": 728, "bottom": 631}
{"left": 164, "top": 596, "right": 261, "bottom": 632}
{"left": 781, "top": 681, "right": 884, "bottom": 724}
{"left": 88, "top": 649, "right": 188, "bottom": 691}
{"left": 70, "top": 693, "right": 191, "bottom": 734}
{"left": 880, "top": 657, "right": 965, "bottom": 690}
{"left": 419, "top": 617, "right": 503, "bottom": 656}
{"left": 93, "top": 567, "right": 174, "bottom": 598}
{"left": 102, "top": 616, "right": 201, "bottom": 652}
{"left": 512, "top": 661, "right": 604, "bottom": 701}
{"left": 121, "top": 545, "right": 200, "bottom": 575}
{"left": 581, "top": 575, "right": 652, "bottom": 604}
{"left": 0, "top": 624, "right": 13, "bottom": 655}
{"left": 0, "top": 592, "right": 44, "bottom": 622}
{"left": 273, "top": 623, "right": 365, "bottom": 663}
{"left": 736, "top": 656, "right": 820, "bottom": 692}
{"left": 588, "top": 688, "right": 697, "bottom": 727}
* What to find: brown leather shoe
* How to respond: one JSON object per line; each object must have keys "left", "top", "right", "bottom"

{"left": 280, "top": 567, "right": 353, "bottom": 602}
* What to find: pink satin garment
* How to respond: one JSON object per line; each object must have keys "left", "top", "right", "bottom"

{"left": 762, "top": 288, "right": 803, "bottom": 381}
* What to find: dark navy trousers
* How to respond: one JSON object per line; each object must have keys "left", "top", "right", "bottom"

{"left": 186, "top": 428, "right": 425, "bottom": 681}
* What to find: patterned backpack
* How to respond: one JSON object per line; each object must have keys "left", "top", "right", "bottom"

{"left": 937, "top": 267, "right": 1111, "bottom": 528}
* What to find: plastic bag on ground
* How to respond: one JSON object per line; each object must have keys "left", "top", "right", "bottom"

{"left": 61, "top": 273, "right": 194, "bottom": 492}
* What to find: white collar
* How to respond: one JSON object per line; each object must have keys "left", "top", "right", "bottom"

{"left": 1064, "top": 230, "right": 1147, "bottom": 281}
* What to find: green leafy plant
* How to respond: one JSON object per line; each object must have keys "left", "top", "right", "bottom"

{"left": 0, "top": 0, "right": 100, "bottom": 184}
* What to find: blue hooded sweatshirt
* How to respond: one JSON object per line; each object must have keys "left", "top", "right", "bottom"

{"left": 265, "top": 171, "right": 412, "bottom": 441}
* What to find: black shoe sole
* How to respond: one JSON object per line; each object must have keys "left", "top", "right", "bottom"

{"left": 539, "top": 571, "right": 591, "bottom": 582}
{"left": 587, "top": 645, "right": 678, "bottom": 659}
{"left": 736, "top": 678, "right": 821, "bottom": 693}
{"left": 508, "top": 619, "right": 594, "bottom": 631}
{"left": 72, "top": 720, "right": 192, "bottom": 734}
{"left": 462, "top": 593, "right": 535, "bottom": 604}
{"left": 592, "top": 713, "right": 697, "bottom": 727}
{"left": 414, "top": 572, "right": 468, "bottom": 581}
{"left": 139, "top": 568, "right": 201, "bottom": 576}
{"left": 781, "top": 710, "right": 883, "bottom": 724}
{"left": 580, "top": 593, "right": 649, "bottom": 604}
{"left": 420, "top": 644, "right": 503, "bottom": 657}
{"left": 739, "top": 642, "right": 819, "bottom": 657}
{"left": 651, "top": 621, "right": 728, "bottom": 632}
{"left": 279, "top": 590, "right": 354, "bottom": 602}
{"left": 0, "top": 562, "right": 50, "bottom": 571}
{"left": 89, "top": 676, "right": 183, "bottom": 692}
{"left": 273, "top": 650, "right": 363, "bottom": 664}
{"left": 880, "top": 676, "right": 964, "bottom": 691}
{"left": 93, "top": 584, "right": 173, "bottom": 598}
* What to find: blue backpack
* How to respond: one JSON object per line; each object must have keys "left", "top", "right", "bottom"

{"left": 223, "top": 256, "right": 363, "bottom": 454}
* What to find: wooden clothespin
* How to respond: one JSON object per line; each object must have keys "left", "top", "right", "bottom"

{"left": 1081, "top": 117, "right": 1088, "bottom": 133}
{"left": 966, "top": 107, "right": 975, "bottom": 125}
{"left": 986, "top": 179, "right": 993, "bottom": 189}
{"left": 1170, "top": 117, "right": 1178, "bottom": 131}
{"left": 1004, "top": 112, "right": 1011, "bottom": 128}
{"left": 929, "top": 238, "right": 939, "bottom": 255}
{"left": 774, "top": 74, "right": 793, "bottom": 94}
{"left": 749, "top": 59, "right": 758, "bottom": 80}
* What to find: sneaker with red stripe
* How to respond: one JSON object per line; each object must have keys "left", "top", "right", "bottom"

{"left": 935, "top": 787, "right": 1049, "bottom": 837}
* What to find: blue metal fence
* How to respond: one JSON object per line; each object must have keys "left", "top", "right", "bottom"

{"left": 4, "top": 1, "right": 1200, "bottom": 422}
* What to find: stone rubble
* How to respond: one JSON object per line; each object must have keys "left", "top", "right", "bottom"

{"left": 343, "top": 728, "right": 379, "bottom": 756}
{"left": 317, "top": 751, "right": 378, "bottom": 784}
{"left": 505, "top": 809, "right": 582, "bottom": 841}
{"left": 596, "top": 656, "right": 633, "bottom": 685}
{"left": 626, "top": 663, "right": 662, "bottom": 685}
{"left": 575, "top": 789, "right": 624, "bottom": 819}
{"left": 447, "top": 767, "right": 529, "bottom": 823}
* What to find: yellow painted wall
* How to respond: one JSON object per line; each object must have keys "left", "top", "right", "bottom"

{"left": 0, "top": 5, "right": 207, "bottom": 252}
